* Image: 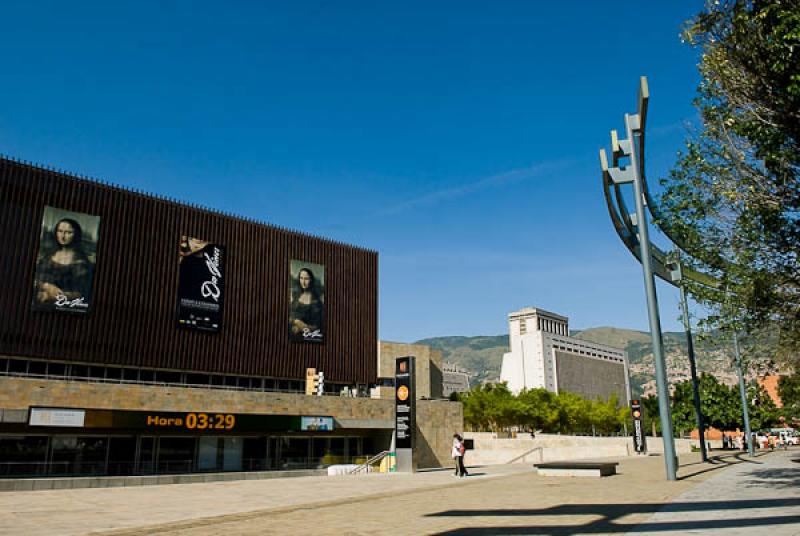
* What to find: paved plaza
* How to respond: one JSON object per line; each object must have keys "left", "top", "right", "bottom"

{"left": 0, "top": 449, "right": 797, "bottom": 535}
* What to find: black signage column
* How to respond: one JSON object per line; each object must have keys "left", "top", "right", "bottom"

{"left": 395, "top": 356, "right": 415, "bottom": 472}
{"left": 631, "top": 399, "right": 647, "bottom": 454}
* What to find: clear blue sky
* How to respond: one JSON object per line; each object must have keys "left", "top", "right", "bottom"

{"left": 1, "top": 1, "right": 706, "bottom": 341}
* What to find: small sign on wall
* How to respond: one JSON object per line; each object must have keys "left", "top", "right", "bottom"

{"left": 29, "top": 408, "right": 86, "bottom": 427}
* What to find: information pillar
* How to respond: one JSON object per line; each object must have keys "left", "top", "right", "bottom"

{"left": 395, "top": 356, "right": 416, "bottom": 472}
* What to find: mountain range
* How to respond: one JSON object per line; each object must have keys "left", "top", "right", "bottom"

{"left": 416, "top": 327, "right": 744, "bottom": 397}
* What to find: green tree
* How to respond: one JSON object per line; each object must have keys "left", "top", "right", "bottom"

{"left": 659, "top": 0, "right": 800, "bottom": 363}
{"left": 461, "top": 383, "right": 519, "bottom": 432}
{"left": 461, "top": 384, "right": 629, "bottom": 436}
{"left": 698, "top": 374, "right": 741, "bottom": 432}
{"left": 641, "top": 395, "right": 661, "bottom": 436}
{"left": 589, "top": 394, "right": 624, "bottom": 435}
{"left": 555, "top": 391, "right": 592, "bottom": 434}
{"left": 777, "top": 374, "right": 800, "bottom": 421}
{"left": 670, "top": 380, "right": 698, "bottom": 437}
{"left": 747, "top": 382, "right": 779, "bottom": 431}
{"left": 517, "top": 388, "right": 560, "bottom": 433}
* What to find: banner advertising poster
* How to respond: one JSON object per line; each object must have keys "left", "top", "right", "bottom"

{"left": 177, "top": 236, "right": 225, "bottom": 332}
{"left": 32, "top": 206, "right": 101, "bottom": 314}
{"left": 289, "top": 259, "right": 325, "bottom": 343}
{"left": 300, "top": 416, "right": 334, "bottom": 431}
{"left": 395, "top": 356, "right": 415, "bottom": 449}
{"left": 630, "top": 399, "right": 647, "bottom": 454}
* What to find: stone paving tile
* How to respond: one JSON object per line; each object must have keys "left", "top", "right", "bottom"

{"left": 631, "top": 449, "right": 800, "bottom": 536}
{"left": 0, "top": 466, "right": 522, "bottom": 536}
{"left": 1, "top": 450, "right": 795, "bottom": 536}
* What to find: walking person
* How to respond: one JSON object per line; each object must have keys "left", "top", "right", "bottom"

{"left": 452, "top": 433, "right": 468, "bottom": 477}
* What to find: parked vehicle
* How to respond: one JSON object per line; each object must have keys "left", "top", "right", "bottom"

{"left": 769, "top": 428, "right": 799, "bottom": 446}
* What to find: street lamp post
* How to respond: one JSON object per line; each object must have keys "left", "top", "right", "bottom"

{"left": 678, "top": 280, "right": 708, "bottom": 462}
{"left": 665, "top": 251, "right": 708, "bottom": 462}
{"left": 732, "top": 330, "right": 755, "bottom": 456}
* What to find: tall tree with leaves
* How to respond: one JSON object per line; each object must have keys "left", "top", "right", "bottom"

{"left": 698, "top": 373, "right": 742, "bottom": 432}
{"left": 461, "top": 383, "right": 520, "bottom": 432}
{"left": 659, "top": 0, "right": 800, "bottom": 363}
{"left": 670, "top": 380, "right": 699, "bottom": 437}
{"left": 777, "top": 374, "right": 800, "bottom": 421}
{"left": 746, "top": 382, "right": 780, "bottom": 430}
{"left": 517, "top": 388, "right": 560, "bottom": 432}
{"left": 641, "top": 395, "right": 661, "bottom": 436}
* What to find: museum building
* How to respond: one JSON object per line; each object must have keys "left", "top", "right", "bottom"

{"left": 500, "top": 307, "right": 631, "bottom": 404}
{"left": 0, "top": 157, "right": 459, "bottom": 480}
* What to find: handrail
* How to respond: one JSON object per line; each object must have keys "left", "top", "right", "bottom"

{"left": 506, "top": 446, "right": 543, "bottom": 465}
{"left": 347, "top": 450, "right": 391, "bottom": 474}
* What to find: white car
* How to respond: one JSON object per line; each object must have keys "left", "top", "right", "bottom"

{"left": 770, "top": 428, "right": 799, "bottom": 446}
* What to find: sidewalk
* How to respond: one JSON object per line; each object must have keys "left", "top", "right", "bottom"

{"left": 0, "top": 449, "right": 796, "bottom": 535}
{"left": 632, "top": 448, "right": 800, "bottom": 535}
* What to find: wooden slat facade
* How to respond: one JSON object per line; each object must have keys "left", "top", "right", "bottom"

{"left": 0, "top": 158, "right": 378, "bottom": 384}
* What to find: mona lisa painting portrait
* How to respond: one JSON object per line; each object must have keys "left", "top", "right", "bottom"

{"left": 31, "top": 206, "right": 101, "bottom": 313}
{"left": 289, "top": 260, "right": 325, "bottom": 343}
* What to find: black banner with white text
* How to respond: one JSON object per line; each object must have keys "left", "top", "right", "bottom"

{"left": 176, "top": 236, "right": 225, "bottom": 332}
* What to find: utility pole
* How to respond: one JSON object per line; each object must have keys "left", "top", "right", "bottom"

{"left": 666, "top": 252, "right": 708, "bottom": 463}
{"left": 732, "top": 331, "right": 755, "bottom": 456}
{"left": 679, "top": 283, "right": 708, "bottom": 462}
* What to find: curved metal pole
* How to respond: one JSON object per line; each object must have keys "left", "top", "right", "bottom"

{"left": 603, "top": 152, "right": 721, "bottom": 290}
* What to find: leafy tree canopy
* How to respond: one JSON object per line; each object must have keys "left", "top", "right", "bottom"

{"left": 457, "top": 384, "right": 629, "bottom": 436}
{"left": 659, "top": 0, "right": 800, "bottom": 363}
{"left": 777, "top": 373, "right": 800, "bottom": 421}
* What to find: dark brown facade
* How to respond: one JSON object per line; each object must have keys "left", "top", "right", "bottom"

{"left": 0, "top": 158, "right": 378, "bottom": 384}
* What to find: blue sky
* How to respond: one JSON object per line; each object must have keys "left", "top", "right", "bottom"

{"left": 1, "top": 1, "right": 706, "bottom": 341}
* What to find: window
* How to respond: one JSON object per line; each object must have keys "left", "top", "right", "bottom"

{"left": 105, "top": 368, "right": 122, "bottom": 380}
{"left": 28, "top": 361, "right": 47, "bottom": 376}
{"left": 158, "top": 371, "right": 181, "bottom": 384}
{"left": 139, "top": 370, "right": 155, "bottom": 382}
{"left": 186, "top": 373, "right": 209, "bottom": 386}
{"left": 122, "top": 368, "right": 139, "bottom": 381}
{"left": 48, "top": 362, "right": 66, "bottom": 377}
{"left": 8, "top": 359, "right": 27, "bottom": 374}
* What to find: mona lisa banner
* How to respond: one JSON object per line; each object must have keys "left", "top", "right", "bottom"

{"left": 289, "top": 259, "right": 325, "bottom": 343}
{"left": 177, "top": 236, "right": 225, "bottom": 332}
{"left": 32, "top": 206, "right": 101, "bottom": 314}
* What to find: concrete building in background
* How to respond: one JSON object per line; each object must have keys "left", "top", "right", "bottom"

{"left": 442, "top": 363, "right": 471, "bottom": 398}
{"left": 377, "top": 341, "right": 443, "bottom": 400}
{"left": 500, "top": 307, "right": 630, "bottom": 404}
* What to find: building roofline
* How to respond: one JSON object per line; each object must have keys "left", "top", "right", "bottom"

{"left": 1, "top": 155, "right": 377, "bottom": 255}
{"left": 508, "top": 307, "right": 568, "bottom": 322}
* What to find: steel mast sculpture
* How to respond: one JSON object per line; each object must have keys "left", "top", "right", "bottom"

{"left": 597, "top": 77, "right": 753, "bottom": 479}
{"left": 600, "top": 78, "right": 754, "bottom": 460}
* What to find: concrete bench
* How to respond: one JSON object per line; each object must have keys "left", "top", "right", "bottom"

{"left": 534, "top": 461, "right": 618, "bottom": 477}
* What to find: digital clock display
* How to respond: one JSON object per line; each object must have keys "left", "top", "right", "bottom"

{"left": 145, "top": 413, "right": 235, "bottom": 430}
{"left": 29, "top": 407, "right": 334, "bottom": 434}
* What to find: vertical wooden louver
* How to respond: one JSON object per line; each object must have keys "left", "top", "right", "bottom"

{"left": 0, "top": 158, "right": 378, "bottom": 384}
